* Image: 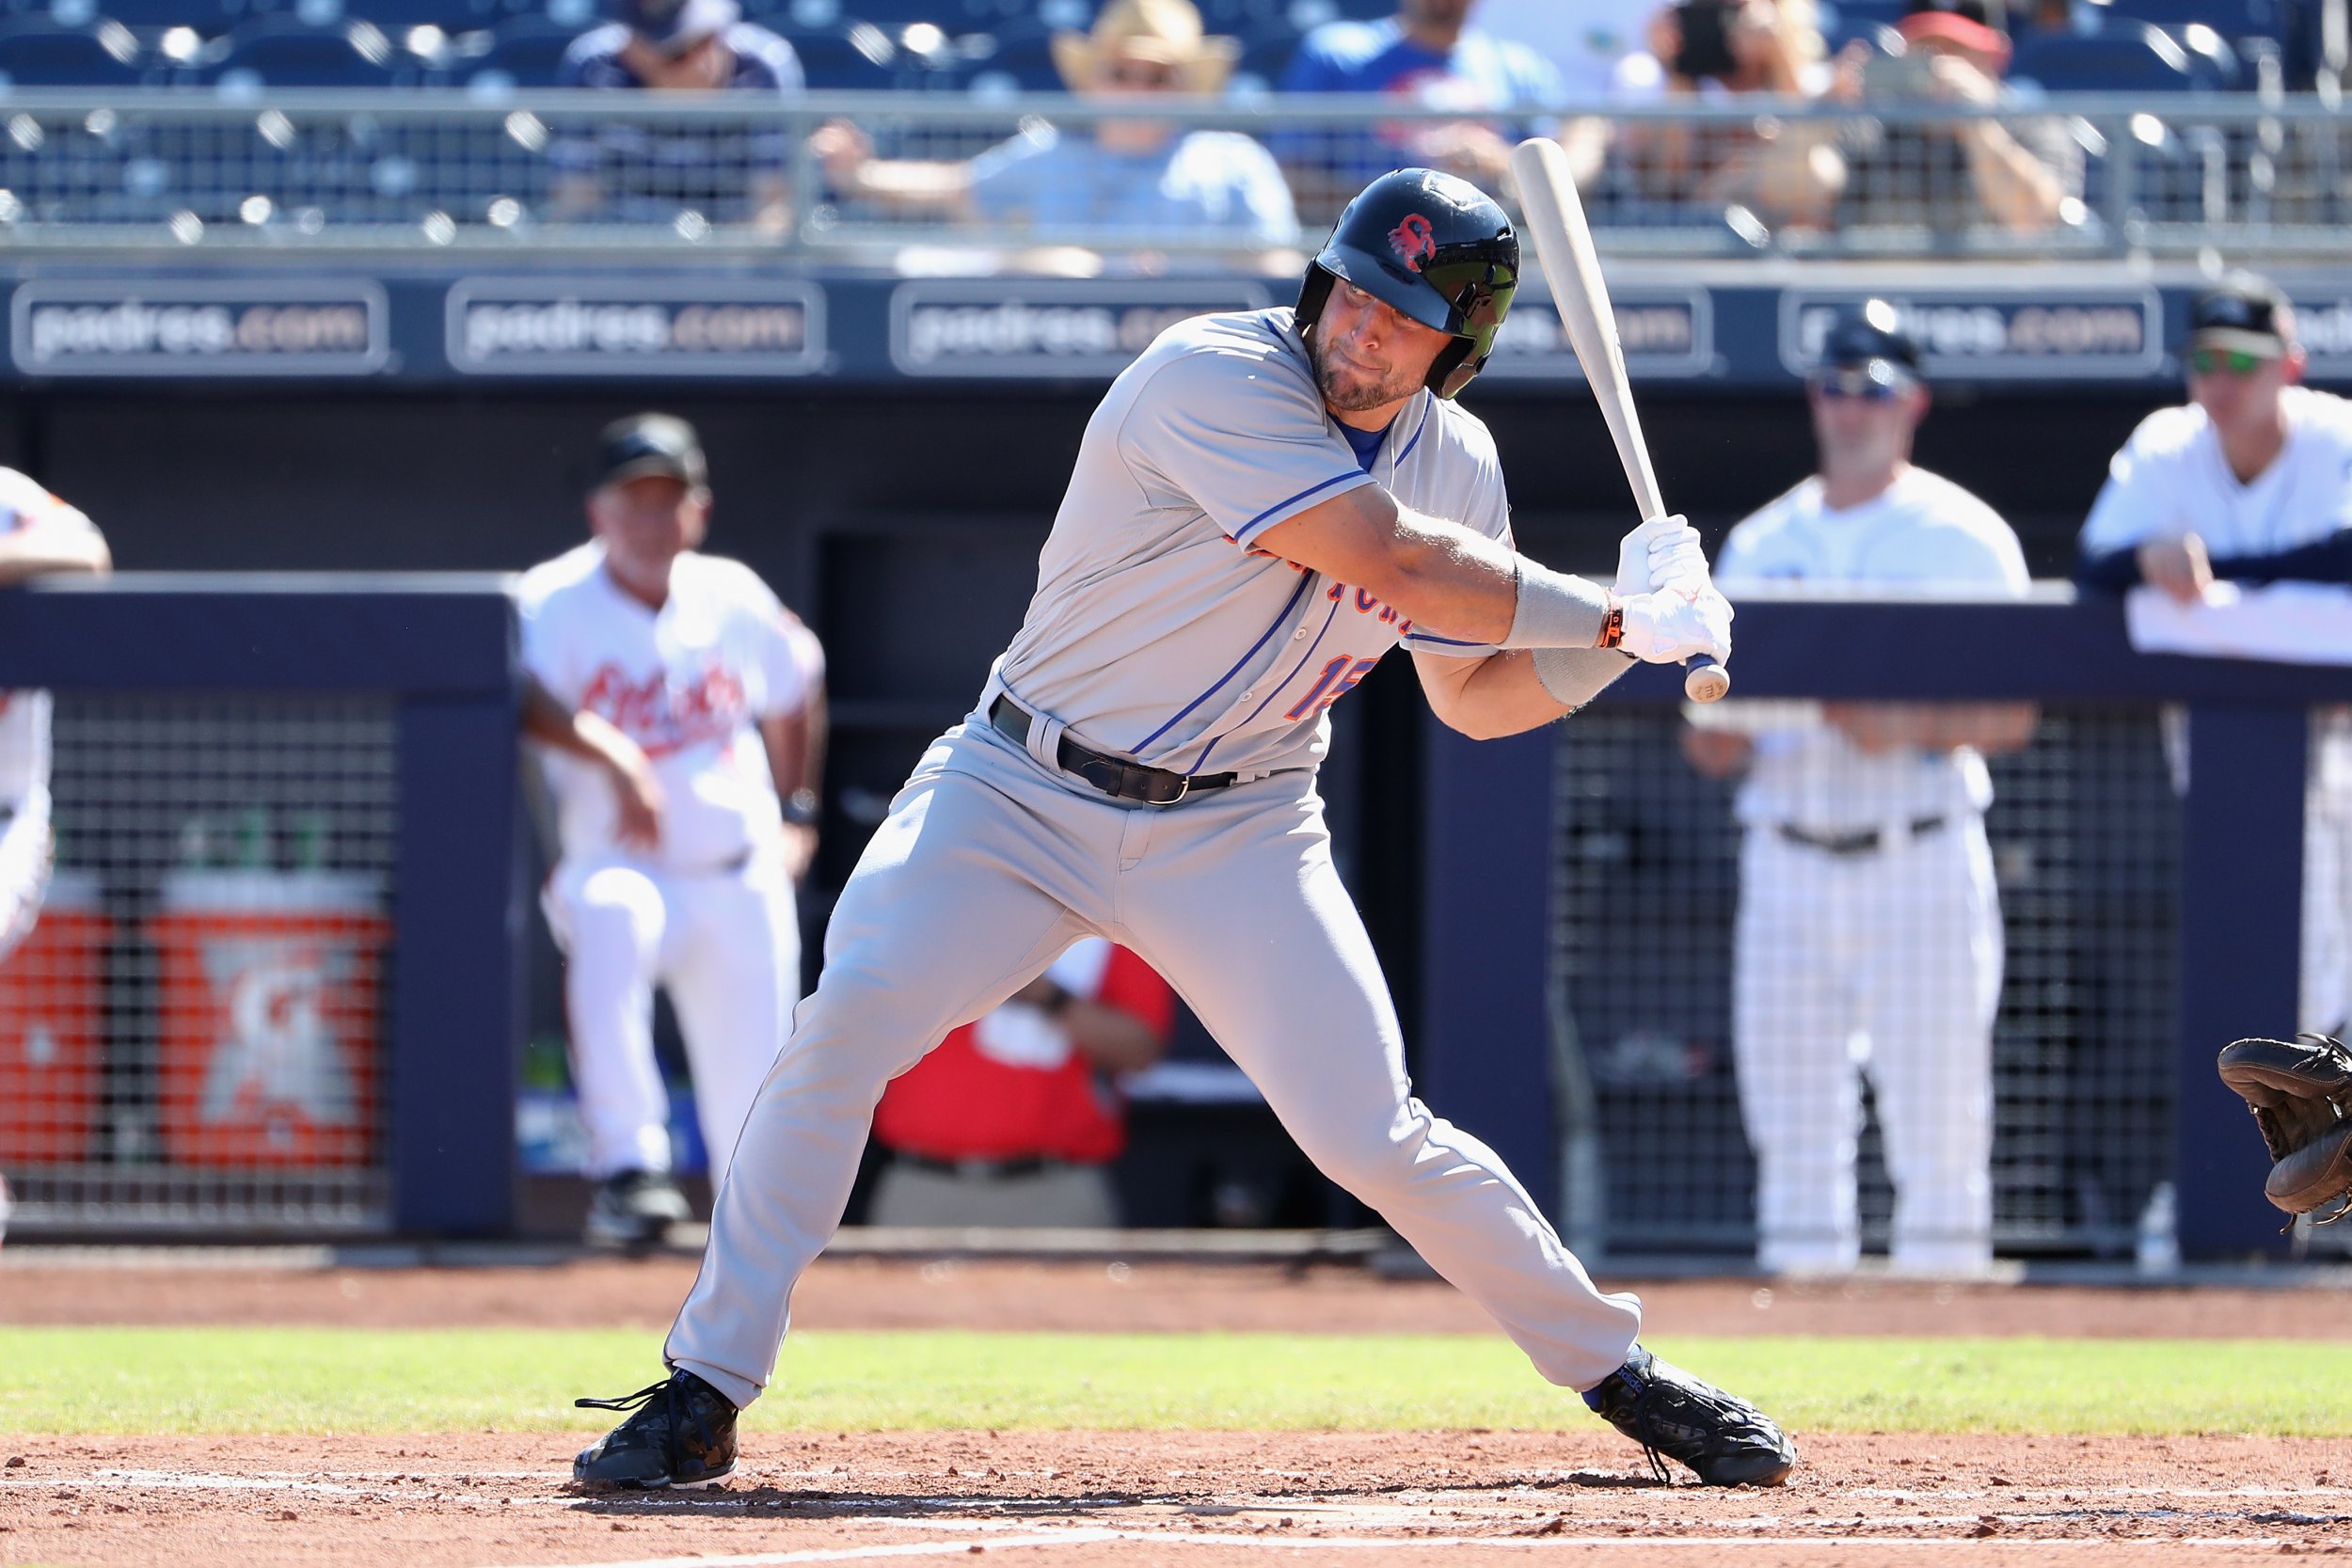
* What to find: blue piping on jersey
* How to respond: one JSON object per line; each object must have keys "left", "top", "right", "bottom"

{"left": 1232, "top": 470, "right": 1366, "bottom": 546}
{"left": 1392, "top": 398, "right": 1431, "bottom": 468}
{"left": 1404, "top": 630, "right": 1483, "bottom": 647}
{"left": 1133, "top": 569, "right": 1318, "bottom": 754}
{"left": 1189, "top": 589, "right": 1349, "bottom": 771}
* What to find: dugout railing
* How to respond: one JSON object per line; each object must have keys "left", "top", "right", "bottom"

{"left": 1420, "top": 588, "right": 2346, "bottom": 1265}
{"left": 0, "top": 573, "right": 520, "bottom": 1239}
{"left": 0, "top": 90, "right": 2341, "bottom": 261}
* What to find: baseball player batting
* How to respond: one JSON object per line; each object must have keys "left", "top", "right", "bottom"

{"left": 574, "top": 169, "right": 1789, "bottom": 1489}
{"left": 519, "top": 415, "right": 824, "bottom": 1247}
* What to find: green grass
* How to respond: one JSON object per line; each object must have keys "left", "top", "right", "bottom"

{"left": 2, "top": 1328, "right": 2345, "bottom": 1438}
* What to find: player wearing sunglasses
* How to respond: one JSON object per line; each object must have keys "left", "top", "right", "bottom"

{"left": 2075, "top": 272, "right": 2352, "bottom": 1040}
{"left": 1681, "top": 301, "right": 2035, "bottom": 1279}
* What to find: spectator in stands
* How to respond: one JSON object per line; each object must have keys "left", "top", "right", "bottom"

{"left": 868, "top": 939, "right": 1175, "bottom": 1227}
{"left": 1274, "top": 0, "right": 1565, "bottom": 215}
{"left": 811, "top": 0, "right": 1298, "bottom": 276}
{"left": 1684, "top": 305, "right": 2036, "bottom": 1278}
{"left": 2074, "top": 275, "right": 2352, "bottom": 1037}
{"left": 549, "top": 0, "right": 803, "bottom": 234}
{"left": 1472, "top": 0, "right": 1652, "bottom": 186}
{"left": 1826, "top": 0, "right": 2076, "bottom": 236}
{"left": 1608, "top": 0, "right": 1846, "bottom": 231}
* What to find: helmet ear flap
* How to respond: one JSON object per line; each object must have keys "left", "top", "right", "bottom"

{"left": 1295, "top": 263, "right": 1337, "bottom": 346}
{"left": 1427, "top": 339, "right": 1480, "bottom": 399}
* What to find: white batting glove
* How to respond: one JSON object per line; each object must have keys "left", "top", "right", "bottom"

{"left": 1613, "top": 514, "right": 1708, "bottom": 599}
{"left": 1618, "top": 585, "right": 1733, "bottom": 665}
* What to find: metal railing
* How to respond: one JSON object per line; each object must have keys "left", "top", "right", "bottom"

{"left": 0, "top": 88, "right": 2340, "bottom": 260}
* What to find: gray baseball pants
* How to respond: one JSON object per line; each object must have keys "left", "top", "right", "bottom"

{"left": 664, "top": 707, "right": 1643, "bottom": 1405}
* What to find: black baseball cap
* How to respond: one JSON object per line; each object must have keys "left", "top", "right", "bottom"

{"left": 2186, "top": 272, "right": 2292, "bottom": 359}
{"left": 1815, "top": 302, "right": 1924, "bottom": 384}
{"left": 620, "top": 0, "right": 737, "bottom": 54}
{"left": 596, "top": 413, "right": 707, "bottom": 491}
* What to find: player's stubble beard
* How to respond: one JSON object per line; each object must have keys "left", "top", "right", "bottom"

{"left": 1309, "top": 328, "right": 1423, "bottom": 416}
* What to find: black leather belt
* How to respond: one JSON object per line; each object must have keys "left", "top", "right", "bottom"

{"left": 896, "top": 1152, "right": 1064, "bottom": 1180}
{"left": 1777, "top": 816, "right": 1947, "bottom": 856}
{"left": 990, "top": 695, "right": 1236, "bottom": 806}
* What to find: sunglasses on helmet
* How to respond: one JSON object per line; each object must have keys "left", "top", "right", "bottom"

{"left": 2188, "top": 346, "right": 2271, "bottom": 377}
{"left": 1808, "top": 365, "right": 1912, "bottom": 402}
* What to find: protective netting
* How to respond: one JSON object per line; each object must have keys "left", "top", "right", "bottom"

{"left": 1548, "top": 703, "right": 2181, "bottom": 1264}
{"left": 0, "top": 693, "right": 396, "bottom": 1236}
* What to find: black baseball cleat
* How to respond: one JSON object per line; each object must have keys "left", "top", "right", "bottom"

{"left": 572, "top": 1370, "right": 739, "bottom": 1489}
{"left": 584, "top": 1170, "right": 691, "bottom": 1250}
{"left": 1581, "top": 1344, "right": 1798, "bottom": 1487}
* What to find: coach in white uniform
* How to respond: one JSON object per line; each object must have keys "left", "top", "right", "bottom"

{"left": 0, "top": 471, "right": 110, "bottom": 958}
{"left": 2076, "top": 274, "right": 2352, "bottom": 1037}
{"left": 1685, "top": 308, "right": 2035, "bottom": 1277}
{"left": 519, "top": 415, "right": 823, "bottom": 1247}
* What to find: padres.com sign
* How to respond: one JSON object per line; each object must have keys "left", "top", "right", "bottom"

{"left": 447, "top": 278, "right": 826, "bottom": 377}
{"left": 1780, "top": 288, "right": 2164, "bottom": 379}
{"left": 11, "top": 279, "right": 389, "bottom": 377}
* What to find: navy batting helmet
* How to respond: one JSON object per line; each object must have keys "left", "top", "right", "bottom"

{"left": 1296, "top": 167, "right": 1519, "bottom": 401}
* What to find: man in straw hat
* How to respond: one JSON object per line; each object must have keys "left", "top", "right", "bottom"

{"left": 812, "top": 0, "right": 1299, "bottom": 273}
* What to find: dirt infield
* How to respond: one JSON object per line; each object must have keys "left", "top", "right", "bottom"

{"left": 8, "top": 1251, "right": 2352, "bottom": 1337}
{"left": 2, "top": 1431, "right": 2347, "bottom": 1567}
{"left": 7, "top": 1255, "right": 2352, "bottom": 1566}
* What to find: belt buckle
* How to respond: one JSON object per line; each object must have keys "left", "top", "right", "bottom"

{"left": 1120, "top": 763, "right": 1184, "bottom": 805}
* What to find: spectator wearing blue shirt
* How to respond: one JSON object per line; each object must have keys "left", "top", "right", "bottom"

{"left": 812, "top": 0, "right": 1298, "bottom": 276}
{"left": 550, "top": 0, "right": 804, "bottom": 232}
{"left": 1274, "top": 0, "right": 1565, "bottom": 214}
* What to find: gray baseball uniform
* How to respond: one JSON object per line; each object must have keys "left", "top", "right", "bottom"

{"left": 663, "top": 307, "right": 1642, "bottom": 1406}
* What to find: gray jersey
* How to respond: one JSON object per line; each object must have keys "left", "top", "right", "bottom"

{"left": 994, "top": 307, "right": 1512, "bottom": 779}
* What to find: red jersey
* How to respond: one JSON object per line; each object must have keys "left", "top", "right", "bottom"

{"left": 873, "top": 940, "right": 1174, "bottom": 1164}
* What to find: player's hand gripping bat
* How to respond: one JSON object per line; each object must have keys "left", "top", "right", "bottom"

{"left": 1508, "top": 135, "right": 1730, "bottom": 703}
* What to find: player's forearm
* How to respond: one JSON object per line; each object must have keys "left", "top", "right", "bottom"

{"left": 0, "top": 530, "right": 108, "bottom": 582}
{"left": 521, "top": 677, "right": 637, "bottom": 773}
{"left": 1963, "top": 124, "right": 2064, "bottom": 234}
{"left": 1064, "top": 1000, "right": 1165, "bottom": 1074}
{"left": 1435, "top": 649, "right": 1632, "bottom": 738}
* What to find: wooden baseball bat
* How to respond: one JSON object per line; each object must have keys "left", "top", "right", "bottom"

{"left": 1507, "top": 135, "right": 1730, "bottom": 703}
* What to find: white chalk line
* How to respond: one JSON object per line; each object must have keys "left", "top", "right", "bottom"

{"left": 473, "top": 1532, "right": 2303, "bottom": 1568}
{"left": 13, "top": 1468, "right": 2348, "bottom": 1505}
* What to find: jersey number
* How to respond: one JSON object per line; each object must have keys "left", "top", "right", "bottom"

{"left": 1285, "top": 656, "right": 1380, "bottom": 722}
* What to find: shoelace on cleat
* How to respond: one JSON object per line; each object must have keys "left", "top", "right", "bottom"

{"left": 575, "top": 1379, "right": 674, "bottom": 1416}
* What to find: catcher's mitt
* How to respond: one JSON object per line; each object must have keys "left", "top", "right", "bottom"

{"left": 2216, "top": 1034, "right": 2352, "bottom": 1224}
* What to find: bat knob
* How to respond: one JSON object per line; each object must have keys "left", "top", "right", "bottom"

{"left": 1683, "top": 657, "right": 1731, "bottom": 704}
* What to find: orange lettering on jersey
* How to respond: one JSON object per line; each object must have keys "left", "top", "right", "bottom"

{"left": 580, "top": 658, "right": 747, "bottom": 757}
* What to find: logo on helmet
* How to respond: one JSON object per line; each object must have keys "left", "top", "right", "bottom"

{"left": 1389, "top": 214, "right": 1437, "bottom": 273}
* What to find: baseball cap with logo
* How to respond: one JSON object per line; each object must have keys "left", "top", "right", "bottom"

{"left": 1816, "top": 300, "right": 1925, "bottom": 386}
{"left": 597, "top": 413, "right": 708, "bottom": 491}
{"left": 621, "top": 0, "right": 738, "bottom": 55}
{"left": 2186, "top": 272, "right": 2293, "bottom": 359}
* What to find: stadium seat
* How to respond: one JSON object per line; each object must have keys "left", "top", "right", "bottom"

{"left": 2010, "top": 18, "right": 2223, "bottom": 87}
{"left": 460, "top": 15, "right": 573, "bottom": 88}
{"left": 2091, "top": 0, "right": 2287, "bottom": 43}
{"left": 206, "top": 18, "right": 414, "bottom": 86}
{"left": 0, "top": 18, "right": 147, "bottom": 83}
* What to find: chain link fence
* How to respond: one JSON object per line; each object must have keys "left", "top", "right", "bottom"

{"left": 0, "top": 693, "right": 397, "bottom": 1236}
{"left": 0, "top": 89, "right": 2339, "bottom": 258}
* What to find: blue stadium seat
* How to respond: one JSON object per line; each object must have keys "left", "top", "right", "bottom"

{"left": 1816, "top": 0, "right": 1914, "bottom": 33}
{"left": 206, "top": 18, "right": 414, "bottom": 86}
{"left": 0, "top": 18, "right": 148, "bottom": 82}
{"left": 2010, "top": 18, "right": 2222, "bottom": 87}
{"left": 2092, "top": 0, "right": 2287, "bottom": 42}
{"left": 460, "top": 15, "right": 574, "bottom": 87}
